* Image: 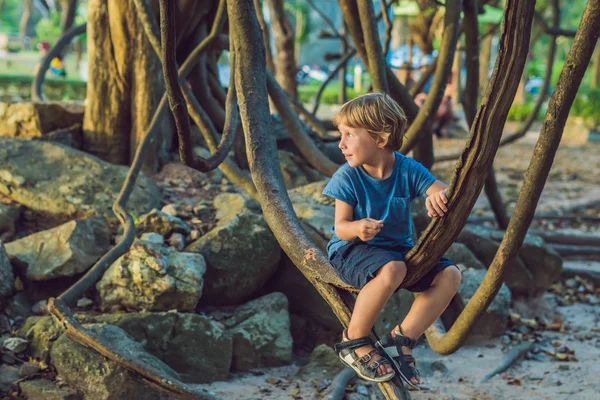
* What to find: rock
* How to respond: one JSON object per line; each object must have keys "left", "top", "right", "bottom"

{"left": 212, "top": 192, "right": 261, "bottom": 222}
{"left": 3, "top": 337, "right": 28, "bottom": 353}
{"left": 514, "top": 234, "right": 562, "bottom": 296}
{"left": 76, "top": 297, "right": 93, "bottom": 308}
{"left": 0, "top": 364, "right": 20, "bottom": 393}
{"left": 19, "top": 379, "right": 81, "bottom": 400}
{"left": 192, "top": 203, "right": 212, "bottom": 220}
{"left": 288, "top": 180, "right": 334, "bottom": 207}
{"left": 139, "top": 232, "right": 164, "bottom": 244}
{"left": 135, "top": 209, "right": 191, "bottom": 237}
{"left": 0, "top": 203, "right": 20, "bottom": 241}
{"left": 0, "top": 138, "right": 161, "bottom": 219}
{"left": 6, "top": 292, "right": 33, "bottom": 321}
{"left": 168, "top": 233, "right": 186, "bottom": 251}
{"left": 19, "top": 362, "right": 41, "bottom": 377}
{"left": 291, "top": 203, "right": 335, "bottom": 240}
{"left": 185, "top": 210, "right": 280, "bottom": 306}
{"left": 0, "top": 243, "right": 14, "bottom": 301}
{"left": 298, "top": 344, "right": 345, "bottom": 378}
{"left": 278, "top": 150, "right": 325, "bottom": 189}
{"left": 36, "top": 123, "right": 83, "bottom": 149}
{"left": 442, "top": 268, "right": 511, "bottom": 340}
{"left": 375, "top": 290, "right": 415, "bottom": 335}
{"left": 0, "top": 102, "right": 84, "bottom": 139}
{"left": 456, "top": 225, "right": 500, "bottom": 266}
{"left": 31, "top": 299, "right": 48, "bottom": 315}
{"left": 5, "top": 216, "right": 111, "bottom": 281}
{"left": 410, "top": 197, "right": 431, "bottom": 236}
{"left": 97, "top": 240, "right": 206, "bottom": 312}
{"left": 458, "top": 225, "right": 563, "bottom": 296}
{"left": 210, "top": 293, "right": 292, "bottom": 372}
{"left": 19, "top": 313, "right": 232, "bottom": 384}
{"left": 265, "top": 254, "right": 341, "bottom": 331}
{"left": 16, "top": 316, "right": 62, "bottom": 363}
{"left": 161, "top": 204, "right": 178, "bottom": 217}
{"left": 51, "top": 324, "right": 178, "bottom": 400}
{"left": 443, "top": 242, "right": 486, "bottom": 270}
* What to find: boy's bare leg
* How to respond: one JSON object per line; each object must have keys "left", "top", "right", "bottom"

{"left": 394, "top": 266, "right": 462, "bottom": 384}
{"left": 347, "top": 261, "right": 407, "bottom": 376}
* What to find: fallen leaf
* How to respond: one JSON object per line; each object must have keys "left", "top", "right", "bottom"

{"left": 266, "top": 378, "right": 281, "bottom": 385}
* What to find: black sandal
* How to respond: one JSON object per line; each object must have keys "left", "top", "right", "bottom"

{"left": 376, "top": 330, "right": 422, "bottom": 390}
{"left": 334, "top": 329, "right": 395, "bottom": 383}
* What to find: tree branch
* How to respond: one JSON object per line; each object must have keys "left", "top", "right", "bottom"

{"left": 425, "top": 0, "right": 599, "bottom": 354}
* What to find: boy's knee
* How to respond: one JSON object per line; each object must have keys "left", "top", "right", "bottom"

{"left": 441, "top": 265, "right": 462, "bottom": 291}
{"left": 378, "top": 260, "right": 407, "bottom": 287}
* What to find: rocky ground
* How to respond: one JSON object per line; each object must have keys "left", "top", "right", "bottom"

{"left": 1, "top": 104, "right": 599, "bottom": 399}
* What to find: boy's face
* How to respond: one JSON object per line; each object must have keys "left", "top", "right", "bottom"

{"left": 338, "top": 124, "right": 386, "bottom": 168}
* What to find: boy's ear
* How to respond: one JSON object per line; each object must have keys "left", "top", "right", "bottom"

{"left": 376, "top": 136, "right": 388, "bottom": 149}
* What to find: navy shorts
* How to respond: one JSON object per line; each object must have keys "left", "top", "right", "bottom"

{"left": 330, "top": 240, "right": 456, "bottom": 292}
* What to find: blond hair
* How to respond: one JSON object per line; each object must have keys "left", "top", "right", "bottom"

{"left": 333, "top": 92, "right": 407, "bottom": 150}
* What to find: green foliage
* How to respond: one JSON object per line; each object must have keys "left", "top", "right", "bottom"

{"left": 571, "top": 88, "right": 600, "bottom": 128}
{"left": 507, "top": 102, "right": 535, "bottom": 122}
{"left": 298, "top": 83, "right": 368, "bottom": 105}
{"left": 35, "top": 11, "right": 62, "bottom": 45}
{"left": 0, "top": 0, "right": 25, "bottom": 34}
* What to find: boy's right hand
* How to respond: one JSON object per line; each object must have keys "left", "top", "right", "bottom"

{"left": 356, "top": 218, "right": 384, "bottom": 242}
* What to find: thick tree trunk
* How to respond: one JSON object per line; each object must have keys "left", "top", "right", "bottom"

{"left": 267, "top": 0, "right": 297, "bottom": 98}
{"left": 83, "top": 0, "right": 208, "bottom": 171}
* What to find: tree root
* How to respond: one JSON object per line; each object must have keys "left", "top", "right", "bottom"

{"left": 480, "top": 341, "right": 533, "bottom": 383}
{"left": 47, "top": 298, "right": 220, "bottom": 400}
{"left": 323, "top": 368, "right": 356, "bottom": 400}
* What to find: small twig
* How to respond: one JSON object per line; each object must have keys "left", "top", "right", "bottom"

{"left": 323, "top": 368, "right": 356, "bottom": 400}
{"left": 480, "top": 341, "right": 533, "bottom": 383}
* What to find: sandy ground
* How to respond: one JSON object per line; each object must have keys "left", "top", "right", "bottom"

{"left": 192, "top": 287, "right": 600, "bottom": 399}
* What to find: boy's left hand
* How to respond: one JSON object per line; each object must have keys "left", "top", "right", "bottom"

{"left": 426, "top": 189, "right": 448, "bottom": 218}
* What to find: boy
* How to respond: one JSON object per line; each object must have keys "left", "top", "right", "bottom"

{"left": 324, "top": 93, "right": 462, "bottom": 389}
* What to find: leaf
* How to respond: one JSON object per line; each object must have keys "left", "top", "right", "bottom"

{"left": 266, "top": 378, "right": 281, "bottom": 385}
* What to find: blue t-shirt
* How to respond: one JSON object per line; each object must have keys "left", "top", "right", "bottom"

{"left": 322, "top": 151, "right": 436, "bottom": 260}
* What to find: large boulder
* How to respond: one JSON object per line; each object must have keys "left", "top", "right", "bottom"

{"left": 97, "top": 240, "right": 206, "bottom": 312}
{"left": 0, "top": 102, "right": 83, "bottom": 139}
{"left": 5, "top": 216, "right": 110, "bottom": 281}
{"left": 209, "top": 293, "right": 293, "bottom": 372}
{"left": 0, "top": 203, "right": 20, "bottom": 241}
{"left": 443, "top": 242, "right": 486, "bottom": 270}
{"left": 18, "top": 379, "right": 81, "bottom": 400}
{"left": 288, "top": 180, "right": 335, "bottom": 240}
{"left": 288, "top": 180, "right": 334, "bottom": 207}
{"left": 458, "top": 225, "right": 563, "bottom": 296}
{"left": 185, "top": 210, "right": 281, "bottom": 306}
{"left": 0, "top": 243, "right": 14, "bottom": 302}
{"left": 16, "top": 316, "right": 63, "bottom": 363}
{"left": 135, "top": 209, "right": 191, "bottom": 237}
{"left": 19, "top": 312, "right": 232, "bottom": 383}
{"left": 442, "top": 268, "right": 512, "bottom": 340}
{"left": 0, "top": 138, "right": 161, "bottom": 219}
{"left": 278, "top": 150, "right": 325, "bottom": 189}
{"left": 375, "top": 290, "right": 415, "bottom": 335}
{"left": 50, "top": 324, "right": 178, "bottom": 400}
{"left": 265, "top": 254, "right": 341, "bottom": 331}
{"left": 212, "top": 192, "right": 261, "bottom": 222}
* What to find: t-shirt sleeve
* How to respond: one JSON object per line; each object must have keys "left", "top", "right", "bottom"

{"left": 322, "top": 169, "right": 357, "bottom": 207}
{"left": 408, "top": 158, "right": 437, "bottom": 199}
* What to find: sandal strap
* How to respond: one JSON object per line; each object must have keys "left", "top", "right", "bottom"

{"left": 393, "top": 332, "right": 418, "bottom": 349}
{"left": 334, "top": 336, "right": 373, "bottom": 353}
